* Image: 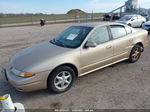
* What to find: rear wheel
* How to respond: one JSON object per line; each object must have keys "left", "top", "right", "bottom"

{"left": 128, "top": 23, "right": 131, "bottom": 27}
{"left": 128, "top": 45, "right": 142, "bottom": 63}
{"left": 47, "top": 66, "right": 76, "bottom": 93}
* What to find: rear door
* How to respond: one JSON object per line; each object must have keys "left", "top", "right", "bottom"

{"left": 109, "top": 25, "right": 133, "bottom": 61}
{"left": 137, "top": 16, "right": 143, "bottom": 27}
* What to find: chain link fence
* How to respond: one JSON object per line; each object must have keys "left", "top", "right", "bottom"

{"left": 0, "top": 13, "right": 103, "bottom": 27}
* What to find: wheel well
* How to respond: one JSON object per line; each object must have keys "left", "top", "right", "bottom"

{"left": 60, "top": 64, "right": 78, "bottom": 77}
{"left": 47, "top": 64, "right": 78, "bottom": 88}
{"left": 48, "top": 63, "right": 78, "bottom": 78}
{"left": 128, "top": 23, "right": 131, "bottom": 26}
{"left": 136, "top": 42, "right": 144, "bottom": 52}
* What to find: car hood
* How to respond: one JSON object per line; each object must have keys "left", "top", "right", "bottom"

{"left": 9, "top": 41, "right": 71, "bottom": 72}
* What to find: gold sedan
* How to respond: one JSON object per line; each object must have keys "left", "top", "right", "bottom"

{"left": 2, "top": 22, "right": 148, "bottom": 93}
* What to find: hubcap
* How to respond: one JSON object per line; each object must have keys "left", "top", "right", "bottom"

{"left": 54, "top": 71, "right": 72, "bottom": 90}
{"left": 132, "top": 48, "right": 140, "bottom": 61}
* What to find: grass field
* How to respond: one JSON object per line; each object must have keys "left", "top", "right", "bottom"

{"left": 0, "top": 13, "right": 103, "bottom": 25}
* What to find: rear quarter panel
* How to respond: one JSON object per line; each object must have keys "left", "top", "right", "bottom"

{"left": 132, "top": 28, "right": 148, "bottom": 48}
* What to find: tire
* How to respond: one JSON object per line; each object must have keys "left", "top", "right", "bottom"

{"left": 47, "top": 66, "right": 76, "bottom": 93}
{"left": 128, "top": 23, "right": 131, "bottom": 27}
{"left": 128, "top": 45, "right": 142, "bottom": 63}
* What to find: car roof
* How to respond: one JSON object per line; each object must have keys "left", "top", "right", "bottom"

{"left": 74, "top": 22, "right": 123, "bottom": 28}
{"left": 125, "top": 14, "right": 141, "bottom": 17}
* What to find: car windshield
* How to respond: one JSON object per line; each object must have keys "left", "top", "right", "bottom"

{"left": 119, "top": 16, "right": 132, "bottom": 21}
{"left": 50, "top": 26, "right": 93, "bottom": 48}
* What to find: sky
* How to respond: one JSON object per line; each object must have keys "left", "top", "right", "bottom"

{"left": 0, "top": 0, "right": 149, "bottom": 14}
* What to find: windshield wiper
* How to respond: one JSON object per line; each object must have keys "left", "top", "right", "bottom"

{"left": 50, "top": 39, "right": 67, "bottom": 48}
{"left": 50, "top": 39, "right": 56, "bottom": 45}
{"left": 56, "top": 40, "right": 67, "bottom": 48}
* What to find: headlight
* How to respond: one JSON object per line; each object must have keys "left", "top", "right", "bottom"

{"left": 10, "top": 67, "right": 35, "bottom": 77}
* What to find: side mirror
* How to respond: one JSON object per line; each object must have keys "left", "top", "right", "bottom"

{"left": 85, "top": 41, "right": 97, "bottom": 48}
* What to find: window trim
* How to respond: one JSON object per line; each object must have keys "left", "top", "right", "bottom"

{"left": 108, "top": 25, "right": 127, "bottom": 40}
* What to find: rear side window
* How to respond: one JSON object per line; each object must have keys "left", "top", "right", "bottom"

{"left": 133, "top": 16, "right": 138, "bottom": 20}
{"left": 110, "top": 25, "right": 127, "bottom": 39}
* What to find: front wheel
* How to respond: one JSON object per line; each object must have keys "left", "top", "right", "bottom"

{"left": 47, "top": 66, "right": 76, "bottom": 93}
{"left": 128, "top": 45, "right": 142, "bottom": 63}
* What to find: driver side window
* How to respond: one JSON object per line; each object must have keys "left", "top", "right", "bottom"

{"left": 88, "top": 26, "right": 110, "bottom": 45}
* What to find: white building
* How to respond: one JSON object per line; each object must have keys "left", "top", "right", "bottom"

{"left": 125, "top": 0, "right": 138, "bottom": 11}
{"left": 132, "top": 0, "right": 138, "bottom": 9}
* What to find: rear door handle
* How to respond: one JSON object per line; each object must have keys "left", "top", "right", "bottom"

{"left": 106, "top": 45, "right": 112, "bottom": 49}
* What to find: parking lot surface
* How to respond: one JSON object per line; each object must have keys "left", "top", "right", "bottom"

{"left": 0, "top": 23, "right": 150, "bottom": 109}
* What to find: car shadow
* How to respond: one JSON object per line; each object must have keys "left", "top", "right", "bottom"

{"left": 0, "top": 60, "right": 131, "bottom": 102}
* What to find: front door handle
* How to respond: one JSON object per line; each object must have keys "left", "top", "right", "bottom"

{"left": 106, "top": 45, "right": 112, "bottom": 49}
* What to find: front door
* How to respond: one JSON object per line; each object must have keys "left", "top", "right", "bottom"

{"left": 80, "top": 26, "right": 114, "bottom": 75}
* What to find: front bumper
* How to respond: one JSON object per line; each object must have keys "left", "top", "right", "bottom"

{"left": 2, "top": 67, "right": 50, "bottom": 92}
